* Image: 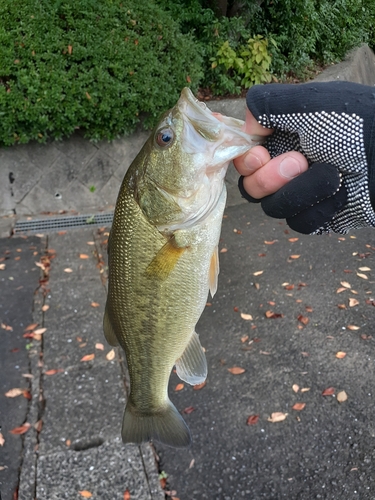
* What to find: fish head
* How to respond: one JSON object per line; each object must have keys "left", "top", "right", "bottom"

{"left": 135, "top": 87, "right": 262, "bottom": 230}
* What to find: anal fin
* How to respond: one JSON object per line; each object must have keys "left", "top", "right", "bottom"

{"left": 103, "top": 307, "right": 119, "bottom": 346}
{"left": 209, "top": 245, "right": 219, "bottom": 298}
{"left": 175, "top": 331, "right": 207, "bottom": 386}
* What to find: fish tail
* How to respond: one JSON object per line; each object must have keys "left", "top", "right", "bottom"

{"left": 121, "top": 400, "right": 191, "bottom": 448}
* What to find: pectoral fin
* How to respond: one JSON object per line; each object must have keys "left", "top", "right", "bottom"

{"left": 103, "top": 307, "right": 119, "bottom": 346}
{"left": 146, "top": 239, "right": 185, "bottom": 281}
{"left": 175, "top": 331, "right": 207, "bottom": 386}
{"left": 209, "top": 245, "right": 219, "bottom": 298}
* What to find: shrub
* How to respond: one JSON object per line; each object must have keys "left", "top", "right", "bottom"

{"left": 0, "top": 0, "right": 203, "bottom": 145}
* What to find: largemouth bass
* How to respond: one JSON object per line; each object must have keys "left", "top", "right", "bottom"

{"left": 104, "top": 88, "right": 260, "bottom": 448}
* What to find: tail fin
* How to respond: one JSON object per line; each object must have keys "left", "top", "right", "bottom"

{"left": 121, "top": 400, "right": 191, "bottom": 448}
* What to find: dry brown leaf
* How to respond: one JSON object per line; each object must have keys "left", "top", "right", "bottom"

{"left": 288, "top": 238, "right": 299, "bottom": 242}
{"left": 267, "top": 412, "right": 287, "bottom": 423}
{"left": 341, "top": 281, "right": 351, "bottom": 288}
{"left": 0, "top": 432, "right": 4, "bottom": 446}
{"left": 301, "top": 388, "right": 310, "bottom": 393}
{"left": 95, "top": 343, "right": 104, "bottom": 350}
{"left": 265, "top": 310, "right": 284, "bottom": 319}
{"left": 220, "top": 248, "right": 228, "bottom": 253}
{"left": 41, "top": 304, "right": 50, "bottom": 312}
{"left": 297, "top": 315, "right": 309, "bottom": 325}
{"left": 123, "top": 490, "right": 131, "bottom": 500}
{"left": 44, "top": 369, "right": 63, "bottom": 375}
{"left": 64, "top": 268, "right": 73, "bottom": 273}
{"left": 359, "top": 266, "right": 371, "bottom": 272}
{"left": 240, "top": 313, "right": 253, "bottom": 321}
{"left": 292, "top": 403, "right": 306, "bottom": 411}
{"left": 34, "top": 328, "right": 47, "bottom": 335}
{"left": 246, "top": 415, "right": 259, "bottom": 425}
{"left": 337, "top": 390, "right": 348, "bottom": 403}
{"left": 106, "top": 349, "right": 115, "bottom": 360}
{"left": 91, "top": 302, "right": 100, "bottom": 308}
{"left": 24, "top": 323, "right": 38, "bottom": 332}
{"left": 193, "top": 381, "right": 206, "bottom": 390}
{"left": 5, "top": 388, "right": 24, "bottom": 398}
{"left": 337, "top": 303, "right": 347, "bottom": 309}
{"left": 1, "top": 322, "right": 13, "bottom": 331}
{"left": 305, "top": 306, "right": 313, "bottom": 313}
{"left": 86, "top": 241, "right": 95, "bottom": 245}
{"left": 347, "top": 325, "right": 360, "bottom": 331}
{"left": 175, "top": 383, "right": 184, "bottom": 391}
{"left": 349, "top": 298, "right": 359, "bottom": 307}
{"left": 79, "top": 491, "right": 93, "bottom": 498}
{"left": 351, "top": 290, "right": 358, "bottom": 295}
{"left": 322, "top": 387, "right": 335, "bottom": 396}
{"left": 336, "top": 351, "right": 346, "bottom": 359}
{"left": 9, "top": 423, "right": 31, "bottom": 435}
{"left": 79, "top": 254, "right": 89, "bottom": 259}
{"left": 357, "top": 273, "right": 368, "bottom": 280}
{"left": 227, "top": 367, "right": 246, "bottom": 375}
{"left": 253, "top": 271, "right": 263, "bottom": 276}
{"left": 34, "top": 419, "right": 43, "bottom": 432}
{"left": 336, "top": 287, "right": 347, "bottom": 294}
{"left": 80, "top": 353, "right": 95, "bottom": 362}
{"left": 290, "top": 255, "right": 300, "bottom": 259}
{"left": 241, "top": 335, "right": 249, "bottom": 343}
{"left": 292, "top": 384, "right": 299, "bottom": 393}
{"left": 264, "top": 240, "right": 277, "bottom": 245}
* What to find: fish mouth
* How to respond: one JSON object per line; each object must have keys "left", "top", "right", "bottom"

{"left": 177, "top": 87, "right": 262, "bottom": 165}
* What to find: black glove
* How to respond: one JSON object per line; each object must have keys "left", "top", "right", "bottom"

{"left": 238, "top": 81, "right": 375, "bottom": 234}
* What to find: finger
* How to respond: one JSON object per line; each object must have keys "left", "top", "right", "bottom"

{"left": 242, "top": 151, "right": 308, "bottom": 199}
{"left": 243, "top": 108, "right": 274, "bottom": 136}
{"left": 233, "top": 145, "right": 271, "bottom": 176}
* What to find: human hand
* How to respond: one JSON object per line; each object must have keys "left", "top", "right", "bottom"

{"left": 234, "top": 81, "right": 375, "bottom": 234}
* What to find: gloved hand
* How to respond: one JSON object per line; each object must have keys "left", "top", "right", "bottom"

{"left": 237, "top": 81, "right": 375, "bottom": 234}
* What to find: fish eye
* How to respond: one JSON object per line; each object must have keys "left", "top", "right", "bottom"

{"left": 156, "top": 128, "right": 174, "bottom": 148}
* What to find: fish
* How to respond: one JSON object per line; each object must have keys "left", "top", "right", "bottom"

{"left": 103, "top": 87, "right": 261, "bottom": 448}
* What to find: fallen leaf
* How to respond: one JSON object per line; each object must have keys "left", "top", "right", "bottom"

{"left": 193, "top": 381, "right": 206, "bottom": 390}
{"left": 347, "top": 325, "right": 360, "bottom": 331}
{"left": 359, "top": 266, "right": 371, "bottom": 271}
{"left": 292, "top": 403, "right": 306, "bottom": 411}
{"left": 322, "top": 387, "right": 335, "bottom": 396}
{"left": 337, "top": 390, "right": 348, "bottom": 403}
{"left": 66, "top": 439, "right": 71, "bottom": 446}
{"left": 336, "top": 351, "right": 346, "bottom": 359}
{"left": 297, "top": 315, "right": 309, "bottom": 325}
{"left": 64, "top": 268, "right": 73, "bottom": 273}
{"left": 9, "top": 423, "right": 31, "bottom": 435}
{"left": 288, "top": 238, "right": 299, "bottom": 242}
{"left": 265, "top": 310, "right": 284, "bottom": 319}
{"left": 246, "top": 414, "right": 259, "bottom": 425}
{"left": 240, "top": 313, "right": 253, "bottom": 321}
{"left": 301, "top": 388, "right": 310, "bottom": 393}
{"left": 227, "top": 367, "right": 245, "bottom": 375}
{"left": 80, "top": 254, "right": 89, "bottom": 259}
{"left": 292, "top": 384, "right": 299, "bottom": 393}
{"left": 182, "top": 406, "right": 195, "bottom": 414}
{"left": 357, "top": 273, "right": 368, "bottom": 280}
{"left": 41, "top": 304, "right": 50, "bottom": 312}
{"left": 264, "top": 240, "right": 277, "bottom": 245}
{"left": 349, "top": 298, "right": 359, "bottom": 307}
{"left": 253, "top": 271, "right": 263, "bottom": 276}
{"left": 241, "top": 335, "right": 249, "bottom": 343}
{"left": 34, "top": 328, "right": 47, "bottom": 335}
{"left": 124, "top": 489, "right": 131, "bottom": 500}
{"left": 91, "top": 302, "right": 100, "bottom": 308}
{"left": 87, "top": 241, "right": 95, "bottom": 245}
{"left": 267, "top": 412, "right": 288, "bottom": 423}
{"left": 0, "top": 432, "right": 4, "bottom": 446}
{"left": 340, "top": 281, "right": 351, "bottom": 288}
{"left": 220, "top": 248, "right": 227, "bottom": 253}
{"left": 290, "top": 255, "right": 300, "bottom": 259}
{"left": 79, "top": 491, "right": 92, "bottom": 498}
{"left": 44, "top": 369, "right": 63, "bottom": 375}
{"left": 336, "top": 287, "right": 347, "bottom": 294}
{"left": 337, "top": 303, "right": 347, "bottom": 309}
{"left": 305, "top": 306, "right": 313, "bottom": 313}
{"left": 80, "top": 353, "right": 95, "bottom": 362}
{"left": 175, "top": 383, "right": 184, "bottom": 391}
{"left": 95, "top": 343, "right": 104, "bottom": 350}
{"left": 34, "top": 419, "right": 43, "bottom": 432}
{"left": 1, "top": 322, "right": 13, "bottom": 331}
{"left": 5, "top": 388, "right": 24, "bottom": 398}
{"left": 106, "top": 349, "right": 115, "bottom": 360}
{"left": 24, "top": 323, "right": 38, "bottom": 332}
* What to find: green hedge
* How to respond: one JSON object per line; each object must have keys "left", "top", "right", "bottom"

{"left": 0, "top": 0, "right": 203, "bottom": 145}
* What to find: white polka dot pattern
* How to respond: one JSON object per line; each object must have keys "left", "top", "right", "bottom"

{"left": 258, "top": 111, "right": 375, "bottom": 234}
